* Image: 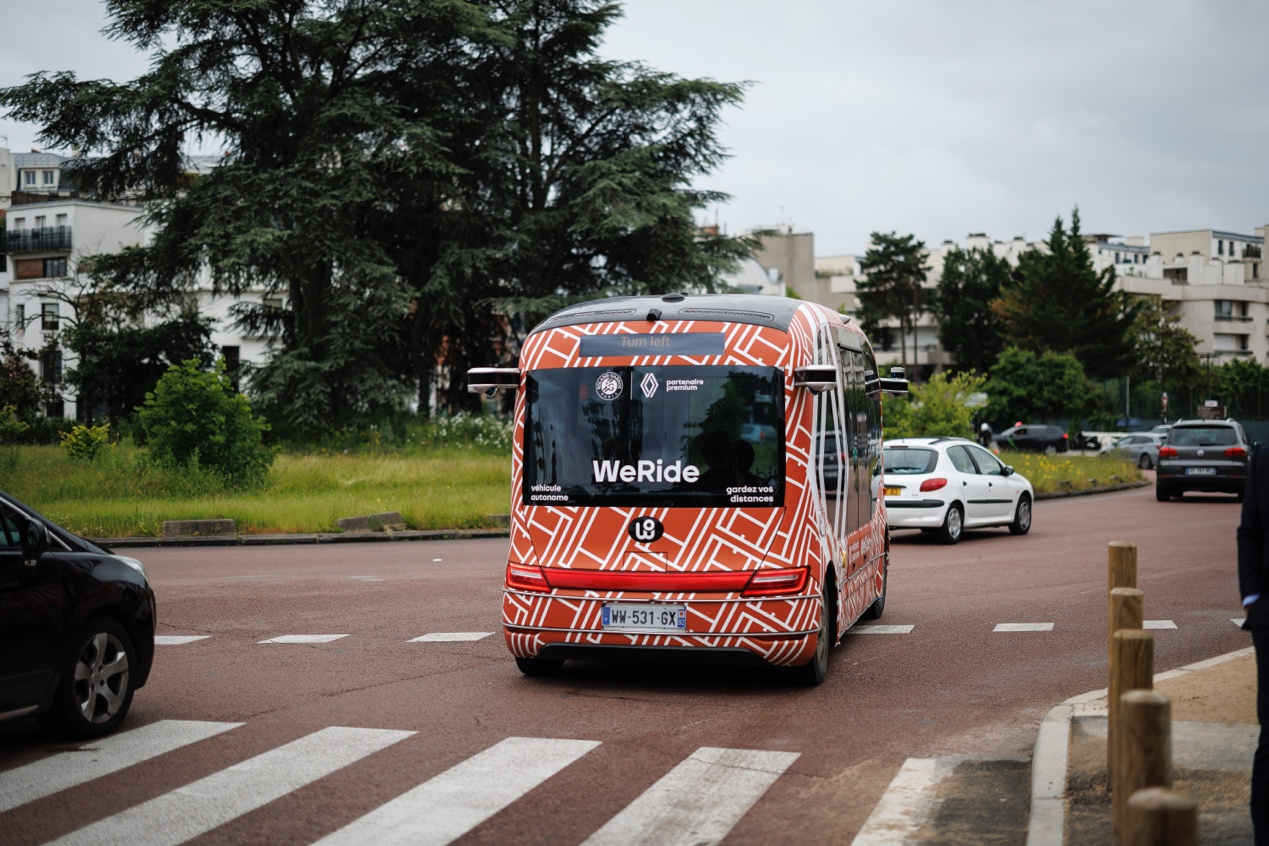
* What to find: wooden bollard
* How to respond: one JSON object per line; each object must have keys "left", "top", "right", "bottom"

{"left": 1109, "top": 541, "right": 1137, "bottom": 591}
{"left": 1126, "top": 787, "right": 1197, "bottom": 846}
{"left": 1109, "top": 629, "right": 1153, "bottom": 795}
{"left": 1113, "top": 690, "right": 1172, "bottom": 846}
{"left": 1108, "top": 588, "right": 1144, "bottom": 789}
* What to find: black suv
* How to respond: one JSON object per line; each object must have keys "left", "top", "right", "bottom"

{"left": 1, "top": 490, "right": 156, "bottom": 737}
{"left": 994, "top": 424, "right": 1069, "bottom": 454}
{"left": 1155, "top": 419, "right": 1253, "bottom": 502}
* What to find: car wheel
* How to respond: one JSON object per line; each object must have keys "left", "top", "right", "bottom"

{"left": 1044, "top": 444, "right": 1057, "bottom": 455}
{"left": 515, "top": 657, "right": 564, "bottom": 677}
{"left": 1138, "top": 453, "right": 1153, "bottom": 470}
{"left": 40, "top": 617, "right": 136, "bottom": 739}
{"left": 1155, "top": 484, "right": 1171, "bottom": 502}
{"left": 796, "top": 580, "right": 832, "bottom": 686}
{"left": 862, "top": 559, "right": 886, "bottom": 620}
{"left": 1009, "top": 495, "right": 1032, "bottom": 536}
{"left": 938, "top": 504, "right": 963, "bottom": 545}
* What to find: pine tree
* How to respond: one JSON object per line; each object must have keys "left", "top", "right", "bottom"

{"left": 991, "top": 209, "right": 1138, "bottom": 380}
{"left": 932, "top": 246, "right": 1010, "bottom": 375}
{"left": 857, "top": 232, "right": 928, "bottom": 375}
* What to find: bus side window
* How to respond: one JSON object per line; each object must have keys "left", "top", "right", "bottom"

{"left": 863, "top": 347, "right": 883, "bottom": 520}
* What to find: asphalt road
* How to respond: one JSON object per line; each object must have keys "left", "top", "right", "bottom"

{"left": 0, "top": 477, "right": 1250, "bottom": 845}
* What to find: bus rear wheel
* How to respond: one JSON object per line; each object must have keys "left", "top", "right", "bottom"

{"left": 515, "top": 657, "right": 564, "bottom": 676}
{"left": 796, "top": 581, "right": 833, "bottom": 686}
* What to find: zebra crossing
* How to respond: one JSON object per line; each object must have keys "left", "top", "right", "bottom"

{"left": 0, "top": 720, "right": 800, "bottom": 846}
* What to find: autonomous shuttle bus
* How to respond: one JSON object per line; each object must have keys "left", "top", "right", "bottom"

{"left": 468, "top": 293, "right": 907, "bottom": 684}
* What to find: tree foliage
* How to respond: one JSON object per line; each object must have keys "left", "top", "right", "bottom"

{"left": 0, "top": 340, "right": 42, "bottom": 417}
{"left": 138, "top": 359, "right": 273, "bottom": 486}
{"left": 983, "top": 346, "right": 1089, "bottom": 427}
{"left": 882, "top": 371, "right": 987, "bottom": 440}
{"left": 991, "top": 209, "right": 1138, "bottom": 380}
{"left": 857, "top": 232, "right": 928, "bottom": 373}
{"left": 931, "top": 246, "right": 1009, "bottom": 375}
{"left": 0, "top": 0, "right": 752, "bottom": 433}
{"left": 1124, "top": 294, "right": 1200, "bottom": 393}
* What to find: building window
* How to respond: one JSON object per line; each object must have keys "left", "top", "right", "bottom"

{"left": 55, "top": 213, "right": 67, "bottom": 227}
{"left": 43, "top": 258, "right": 68, "bottom": 278}
{"left": 1256, "top": 263, "right": 1261, "bottom": 280}
{"left": 221, "top": 345, "right": 241, "bottom": 391}
{"left": 42, "top": 170, "right": 54, "bottom": 186}
{"left": 1218, "top": 240, "right": 1224, "bottom": 256}
{"left": 15, "top": 304, "right": 24, "bottom": 330}
{"left": 12, "top": 217, "right": 24, "bottom": 229}
{"left": 22, "top": 171, "right": 34, "bottom": 186}
{"left": 42, "top": 303, "right": 60, "bottom": 331}
{"left": 14, "top": 259, "right": 44, "bottom": 279}
{"left": 41, "top": 347, "right": 62, "bottom": 384}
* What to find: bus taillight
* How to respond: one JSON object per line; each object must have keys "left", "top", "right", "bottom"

{"left": 742, "top": 567, "right": 809, "bottom": 597}
{"left": 506, "top": 564, "right": 550, "bottom": 592}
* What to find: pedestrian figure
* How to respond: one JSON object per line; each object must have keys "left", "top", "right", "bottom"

{"left": 978, "top": 422, "right": 993, "bottom": 449}
{"left": 1237, "top": 444, "right": 1269, "bottom": 844}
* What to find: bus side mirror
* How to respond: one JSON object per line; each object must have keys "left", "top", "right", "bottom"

{"left": 793, "top": 366, "right": 837, "bottom": 394}
{"left": 467, "top": 368, "right": 520, "bottom": 396}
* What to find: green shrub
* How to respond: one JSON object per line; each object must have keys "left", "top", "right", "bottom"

{"left": 138, "top": 358, "right": 274, "bottom": 486}
{"left": 61, "top": 422, "right": 111, "bottom": 461}
{"left": 883, "top": 372, "right": 987, "bottom": 439}
{"left": 421, "top": 412, "right": 514, "bottom": 452}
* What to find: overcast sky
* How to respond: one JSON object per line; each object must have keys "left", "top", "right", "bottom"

{"left": 3, "top": 1, "right": 1266, "bottom": 255}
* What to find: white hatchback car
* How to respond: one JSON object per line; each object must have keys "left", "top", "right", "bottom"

{"left": 883, "top": 437, "right": 1035, "bottom": 544}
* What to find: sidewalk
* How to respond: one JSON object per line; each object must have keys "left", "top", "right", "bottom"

{"left": 1028, "top": 646, "right": 1258, "bottom": 845}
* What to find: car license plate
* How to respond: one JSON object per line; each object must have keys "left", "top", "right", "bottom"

{"left": 884, "top": 486, "right": 901, "bottom": 496}
{"left": 1185, "top": 467, "right": 1217, "bottom": 475}
{"left": 601, "top": 603, "right": 686, "bottom": 632}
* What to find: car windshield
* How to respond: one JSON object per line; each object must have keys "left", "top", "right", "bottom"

{"left": 883, "top": 447, "right": 938, "bottom": 475}
{"left": 524, "top": 365, "right": 785, "bottom": 508}
{"left": 1168, "top": 426, "right": 1237, "bottom": 447}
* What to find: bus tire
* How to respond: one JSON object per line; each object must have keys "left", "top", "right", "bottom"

{"left": 515, "top": 657, "right": 564, "bottom": 677}
{"left": 796, "top": 583, "right": 831, "bottom": 686}
{"left": 862, "top": 561, "right": 886, "bottom": 620}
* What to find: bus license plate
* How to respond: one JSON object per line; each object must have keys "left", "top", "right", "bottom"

{"left": 884, "top": 486, "right": 901, "bottom": 496}
{"left": 601, "top": 603, "right": 686, "bottom": 632}
{"left": 1185, "top": 467, "right": 1217, "bottom": 475}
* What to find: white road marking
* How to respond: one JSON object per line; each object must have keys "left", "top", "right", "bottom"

{"left": 433, "top": 558, "right": 443, "bottom": 562}
{"left": 581, "top": 747, "right": 800, "bottom": 846}
{"left": 851, "top": 758, "right": 949, "bottom": 846}
{"left": 349, "top": 576, "right": 384, "bottom": 582}
{"left": 0, "top": 720, "right": 241, "bottom": 814}
{"left": 155, "top": 635, "right": 212, "bottom": 645}
{"left": 1233, "top": 618, "right": 1247, "bottom": 627}
{"left": 49, "top": 726, "right": 413, "bottom": 846}
{"left": 315, "top": 737, "right": 599, "bottom": 846}
{"left": 1143, "top": 620, "right": 1177, "bottom": 630}
{"left": 850, "top": 625, "right": 914, "bottom": 635}
{"left": 258, "top": 634, "right": 349, "bottom": 644}
{"left": 994, "top": 623, "right": 1054, "bottom": 632}
{"left": 409, "top": 633, "right": 494, "bottom": 642}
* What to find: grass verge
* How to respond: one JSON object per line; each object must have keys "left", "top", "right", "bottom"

{"left": 1001, "top": 452, "right": 1143, "bottom": 494}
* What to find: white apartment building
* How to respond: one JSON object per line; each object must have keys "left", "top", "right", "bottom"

{"left": 0, "top": 147, "right": 282, "bottom": 419}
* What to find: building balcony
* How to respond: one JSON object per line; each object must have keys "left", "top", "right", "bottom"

{"left": 1214, "top": 314, "right": 1253, "bottom": 323}
{"left": 1, "top": 226, "right": 73, "bottom": 254}
{"left": 1244, "top": 245, "right": 1263, "bottom": 260}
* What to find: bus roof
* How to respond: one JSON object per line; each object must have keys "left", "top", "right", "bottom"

{"left": 530, "top": 293, "right": 811, "bottom": 335}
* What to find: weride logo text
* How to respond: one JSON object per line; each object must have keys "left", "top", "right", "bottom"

{"left": 592, "top": 460, "right": 700, "bottom": 484}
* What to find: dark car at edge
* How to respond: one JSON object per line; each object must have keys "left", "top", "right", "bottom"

{"left": 1, "top": 490, "right": 156, "bottom": 737}
{"left": 1154, "top": 419, "right": 1252, "bottom": 502}
{"left": 993, "top": 424, "right": 1070, "bottom": 455}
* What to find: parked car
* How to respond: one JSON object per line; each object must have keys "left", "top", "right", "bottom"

{"left": 0, "top": 490, "right": 156, "bottom": 737}
{"left": 1155, "top": 419, "right": 1253, "bottom": 502}
{"left": 993, "top": 424, "right": 1069, "bottom": 454}
{"left": 1100, "top": 432, "right": 1167, "bottom": 469}
{"left": 883, "top": 437, "right": 1034, "bottom": 544}
{"left": 1073, "top": 431, "right": 1102, "bottom": 451}
{"left": 740, "top": 422, "right": 779, "bottom": 444}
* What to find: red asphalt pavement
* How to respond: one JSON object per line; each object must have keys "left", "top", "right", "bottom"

{"left": 0, "top": 477, "right": 1250, "bottom": 845}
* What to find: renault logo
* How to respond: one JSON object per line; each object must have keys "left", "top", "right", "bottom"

{"left": 1197, "top": 449, "right": 1205, "bottom": 457}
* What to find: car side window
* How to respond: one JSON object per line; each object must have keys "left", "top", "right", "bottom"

{"left": 966, "top": 444, "right": 1005, "bottom": 476}
{"left": 0, "top": 503, "right": 20, "bottom": 548}
{"left": 947, "top": 445, "right": 976, "bottom": 474}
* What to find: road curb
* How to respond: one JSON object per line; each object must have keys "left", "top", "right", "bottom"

{"left": 93, "top": 528, "right": 511, "bottom": 549}
{"left": 1034, "top": 479, "right": 1150, "bottom": 501}
{"left": 1023, "top": 646, "right": 1255, "bottom": 846}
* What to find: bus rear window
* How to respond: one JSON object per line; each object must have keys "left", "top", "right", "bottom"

{"left": 524, "top": 365, "right": 784, "bottom": 508}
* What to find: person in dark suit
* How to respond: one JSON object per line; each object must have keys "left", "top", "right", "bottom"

{"left": 1236, "top": 444, "right": 1269, "bottom": 843}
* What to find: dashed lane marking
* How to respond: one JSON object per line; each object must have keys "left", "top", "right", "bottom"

{"left": 1143, "top": 620, "right": 1177, "bottom": 630}
{"left": 315, "top": 737, "right": 600, "bottom": 846}
{"left": 580, "top": 747, "right": 800, "bottom": 846}
{"left": 409, "top": 633, "right": 494, "bottom": 643}
{"left": 154, "top": 635, "right": 212, "bottom": 645}
{"left": 349, "top": 576, "right": 385, "bottom": 582}
{"left": 0, "top": 720, "right": 242, "bottom": 814}
{"left": 850, "top": 625, "right": 914, "bottom": 635}
{"left": 48, "top": 727, "right": 414, "bottom": 846}
{"left": 993, "top": 623, "right": 1055, "bottom": 632}
{"left": 258, "top": 634, "right": 349, "bottom": 644}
